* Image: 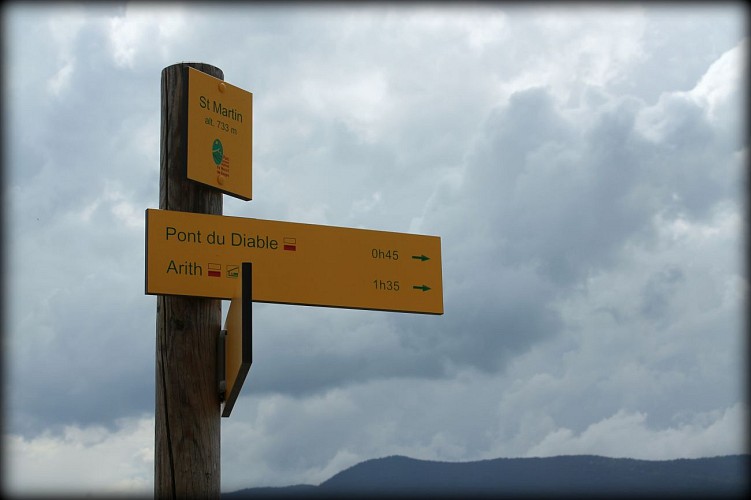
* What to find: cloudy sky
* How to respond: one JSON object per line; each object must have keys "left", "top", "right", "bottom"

{"left": 2, "top": 2, "right": 747, "bottom": 496}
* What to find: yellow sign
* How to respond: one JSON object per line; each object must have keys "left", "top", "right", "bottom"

{"left": 221, "top": 263, "right": 252, "bottom": 418}
{"left": 145, "top": 209, "right": 443, "bottom": 314}
{"left": 187, "top": 67, "right": 252, "bottom": 200}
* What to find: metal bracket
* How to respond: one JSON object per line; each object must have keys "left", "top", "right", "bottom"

{"left": 217, "top": 329, "right": 227, "bottom": 402}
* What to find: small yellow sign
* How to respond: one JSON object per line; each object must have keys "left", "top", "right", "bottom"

{"left": 222, "top": 263, "right": 252, "bottom": 418}
{"left": 145, "top": 209, "right": 443, "bottom": 314}
{"left": 187, "top": 67, "right": 252, "bottom": 200}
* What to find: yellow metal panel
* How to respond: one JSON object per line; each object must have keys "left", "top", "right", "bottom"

{"left": 145, "top": 209, "right": 443, "bottom": 314}
{"left": 187, "top": 67, "right": 253, "bottom": 200}
{"left": 222, "top": 262, "right": 251, "bottom": 418}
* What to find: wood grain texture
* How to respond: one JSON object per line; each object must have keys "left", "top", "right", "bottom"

{"left": 156, "top": 62, "right": 224, "bottom": 498}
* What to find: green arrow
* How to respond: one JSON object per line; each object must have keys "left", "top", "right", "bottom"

{"left": 413, "top": 285, "right": 431, "bottom": 292}
{"left": 411, "top": 254, "right": 430, "bottom": 262}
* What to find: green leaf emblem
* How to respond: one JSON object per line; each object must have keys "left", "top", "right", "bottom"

{"left": 212, "top": 139, "right": 223, "bottom": 165}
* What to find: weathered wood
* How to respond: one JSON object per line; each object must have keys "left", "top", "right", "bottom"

{"left": 156, "top": 62, "right": 223, "bottom": 498}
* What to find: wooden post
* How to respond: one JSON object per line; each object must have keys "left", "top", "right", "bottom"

{"left": 156, "top": 63, "right": 224, "bottom": 498}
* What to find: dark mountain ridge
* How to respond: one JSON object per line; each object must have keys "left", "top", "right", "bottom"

{"left": 224, "top": 454, "right": 749, "bottom": 498}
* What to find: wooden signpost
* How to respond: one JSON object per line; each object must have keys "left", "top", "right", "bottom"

{"left": 151, "top": 62, "right": 443, "bottom": 497}
{"left": 155, "top": 63, "right": 225, "bottom": 498}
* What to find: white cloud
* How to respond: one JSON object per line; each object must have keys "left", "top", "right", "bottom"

{"left": 301, "top": 70, "right": 389, "bottom": 144}
{"left": 689, "top": 38, "right": 747, "bottom": 122}
{"left": 84, "top": 181, "right": 145, "bottom": 229}
{"left": 635, "top": 38, "right": 746, "bottom": 143}
{"left": 47, "top": 60, "right": 75, "bottom": 97}
{"left": 525, "top": 403, "right": 747, "bottom": 459}
{"left": 349, "top": 191, "right": 382, "bottom": 219}
{"left": 44, "top": 6, "right": 86, "bottom": 96}
{"left": 4, "top": 416, "right": 154, "bottom": 496}
{"left": 492, "top": 5, "right": 648, "bottom": 106}
{"left": 108, "top": 4, "right": 188, "bottom": 68}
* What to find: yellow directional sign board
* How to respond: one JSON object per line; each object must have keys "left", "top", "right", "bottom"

{"left": 221, "top": 262, "right": 252, "bottom": 418}
{"left": 145, "top": 209, "right": 443, "bottom": 314}
{"left": 187, "top": 67, "right": 252, "bottom": 200}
